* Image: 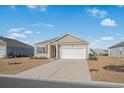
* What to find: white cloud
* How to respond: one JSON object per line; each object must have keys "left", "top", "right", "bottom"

{"left": 10, "top": 6, "right": 16, "bottom": 9}
{"left": 32, "top": 22, "right": 55, "bottom": 28}
{"left": 101, "top": 18, "right": 117, "bottom": 26}
{"left": 26, "top": 5, "right": 37, "bottom": 9}
{"left": 8, "top": 33, "right": 26, "bottom": 39}
{"left": 8, "top": 28, "right": 33, "bottom": 34}
{"left": 45, "top": 23, "right": 55, "bottom": 28}
{"left": 32, "top": 22, "right": 42, "bottom": 27}
{"left": 24, "top": 31, "right": 33, "bottom": 34}
{"left": 26, "top": 5, "right": 48, "bottom": 12}
{"left": 8, "top": 28, "right": 24, "bottom": 33}
{"left": 91, "top": 40, "right": 99, "bottom": 45}
{"left": 87, "top": 8, "right": 107, "bottom": 18}
{"left": 87, "top": 8, "right": 117, "bottom": 27}
{"left": 7, "top": 27, "right": 33, "bottom": 39}
{"left": 115, "top": 33, "right": 120, "bottom": 36}
{"left": 36, "top": 31, "right": 41, "bottom": 34}
{"left": 101, "top": 36, "right": 114, "bottom": 40}
{"left": 117, "top": 5, "right": 124, "bottom": 7}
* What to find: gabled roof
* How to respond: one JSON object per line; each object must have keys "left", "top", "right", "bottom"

{"left": 109, "top": 41, "right": 124, "bottom": 49}
{"left": 36, "top": 37, "right": 59, "bottom": 45}
{"left": 35, "top": 33, "right": 89, "bottom": 45}
{"left": 0, "top": 37, "right": 33, "bottom": 48}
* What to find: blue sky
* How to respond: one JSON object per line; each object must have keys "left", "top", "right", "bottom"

{"left": 0, "top": 5, "right": 124, "bottom": 49}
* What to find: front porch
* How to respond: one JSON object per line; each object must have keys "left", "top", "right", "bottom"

{"left": 48, "top": 44, "right": 59, "bottom": 59}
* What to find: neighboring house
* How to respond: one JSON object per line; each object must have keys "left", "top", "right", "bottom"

{"left": 34, "top": 33, "right": 89, "bottom": 59}
{"left": 89, "top": 48, "right": 95, "bottom": 55}
{"left": 93, "top": 48, "right": 108, "bottom": 56}
{"left": 0, "top": 37, "right": 34, "bottom": 58}
{"left": 109, "top": 41, "right": 124, "bottom": 57}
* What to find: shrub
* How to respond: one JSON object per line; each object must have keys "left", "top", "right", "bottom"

{"left": 30, "top": 55, "right": 34, "bottom": 59}
{"left": 8, "top": 53, "right": 14, "bottom": 58}
{"left": 88, "top": 54, "right": 98, "bottom": 61}
{"left": 31, "top": 56, "right": 48, "bottom": 59}
{"left": 41, "top": 56, "right": 47, "bottom": 59}
{"left": 90, "top": 69, "right": 98, "bottom": 72}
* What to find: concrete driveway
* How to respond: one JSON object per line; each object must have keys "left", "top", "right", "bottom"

{"left": 17, "top": 60, "right": 91, "bottom": 81}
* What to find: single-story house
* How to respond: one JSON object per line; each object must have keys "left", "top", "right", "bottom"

{"left": 0, "top": 36, "right": 34, "bottom": 58}
{"left": 93, "top": 48, "right": 108, "bottom": 56}
{"left": 109, "top": 41, "right": 124, "bottom": 57}
{"left": 34, "top": 33, "right": 89, "bottom": 59}
{"left": 89, "top": 48, "right": 95, "bottom": 55}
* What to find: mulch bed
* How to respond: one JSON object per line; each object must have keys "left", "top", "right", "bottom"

{"left": 103, "top": 65, "right": 124, "bottom": 72}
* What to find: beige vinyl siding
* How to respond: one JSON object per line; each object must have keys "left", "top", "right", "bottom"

{"left": 110, "top": 46, "right": 124, "bottom": 57}
{"left": 56, "top": 35, "right": 87, "bottom": 44}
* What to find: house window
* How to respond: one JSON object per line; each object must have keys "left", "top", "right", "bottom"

{"left": 43, "top": 46, "right": 48, "bottom": 53}
{"left": 37, "top": 47, "right": 48, "bottom": 54}
{"left": 42, "top": 47, "right": 46, "bottom": 53}
{"left": 37, "top": 47, "right": 42, "bottom": 54}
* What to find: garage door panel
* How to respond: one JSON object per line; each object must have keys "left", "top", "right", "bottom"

{"left": 60, "top": 48, "right": 85, "bottom": 59}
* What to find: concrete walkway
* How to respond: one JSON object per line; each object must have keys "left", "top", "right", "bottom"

{"left": 17, "top": 60, "right": 91, "bottom": 81}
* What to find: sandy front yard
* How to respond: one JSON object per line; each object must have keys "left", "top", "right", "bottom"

{"left": 0, "top": 57, "right": 50, "bottom": 75}
{"left": 88, "top": 56, "right": 124, "bottom": 83}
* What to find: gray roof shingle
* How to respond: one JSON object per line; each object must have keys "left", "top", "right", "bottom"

{"left": 36, "top": 37, "right": 59, "bottom": 45}
{"left": 35, "top": 33, "right": 88, "bottom": 45}
{"left": 109, "top": 41, "right": 124, "bottom": 48}
{"left": 0, "top": 37, "right": 33, "bottom": 48}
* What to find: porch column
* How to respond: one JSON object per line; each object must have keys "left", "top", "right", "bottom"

{"left": 48, "top": 44, "right": 51, "bottom": 58}
{"left": 56, "top": 44, "right": 59, "bottom": 59}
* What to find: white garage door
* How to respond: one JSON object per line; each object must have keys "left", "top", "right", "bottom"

{"left": 60, "top": 48, "right": 85, "bottom": 59}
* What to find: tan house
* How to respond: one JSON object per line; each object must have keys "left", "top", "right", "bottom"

{"left": 34, "top": 33, "right": 89, "bottom": 59}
